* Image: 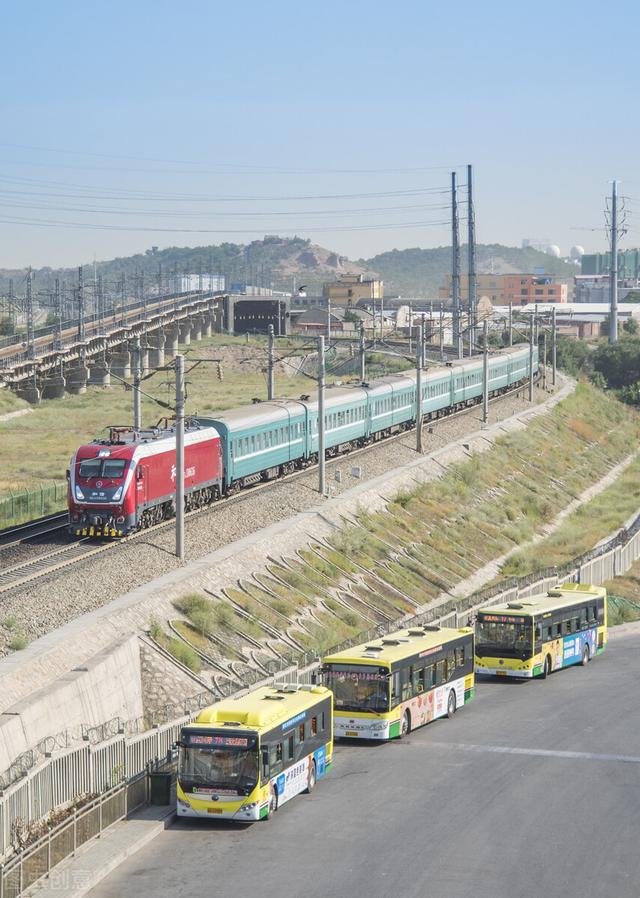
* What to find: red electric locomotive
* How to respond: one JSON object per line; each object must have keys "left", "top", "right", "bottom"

{"left": 67, "top": 423, "right": 223, "bottom": 537}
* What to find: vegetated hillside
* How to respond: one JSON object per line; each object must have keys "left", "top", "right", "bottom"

{"left": 153, "top": 383, "right": 640, "bottom": 679}
{"left": 0, "top": 237, "right": 369, "bottom": 300}
{"left": 364, "top": 243, "right": 577, "bottom": 297}
{"left": 0, "top": 237, "right": 577, "bottom": 302}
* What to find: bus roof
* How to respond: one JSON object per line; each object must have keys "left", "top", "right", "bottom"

{"left": 189, "top": 684, "right": 331, "bottom": 733}
{"left": 322, "top": 624, "right": 472, "bottom": 667}
{"left": 477, "top": 584, "right": 606, "bottom": 618}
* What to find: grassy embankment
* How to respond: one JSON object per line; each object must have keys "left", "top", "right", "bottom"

{"left": 163, "top": 383, "right": 640, "bottom": 674}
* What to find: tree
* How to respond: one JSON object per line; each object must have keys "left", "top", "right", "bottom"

{"left": 592, "top": 342, "right": 640, "bottom": 389}
{"left": 623, "top": 317, "right": 639, "bottom": 335}
{"left": 553, "top": 336, "right": 591, "bottom": 377}
{"left": 589, "top": 371, "right": 608, "bottom": 391}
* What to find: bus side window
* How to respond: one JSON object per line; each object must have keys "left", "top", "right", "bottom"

{"left": 391, "top": 671, "right": 400, "bottom": 705}
{"left": 533, "top": 622, "right": 542, "bottom": 650}
{"left": 311, "top": 716, "right": 318, "bottom": 736}
{"left": 455, "top": 645, "right": 465, "bottom": 668}
{"left": 543, "top": 623, "right": 553, "bottom": 641}
{"left": 298, "top": 723, "right": 305, "bottom": 745}
{"left": 270, "top": 742, "right": 283, "bottom": 775}
{"left": 287, "top": 734, "right": 294, "bottom": 762}
{"left": 424, "top": 664, "right": 435, "bottom": 690}
{"left": 447, "top": 651, "right": 455, "bottom": 680}
{"left": 436, "top": 659, "right": 446, "bottom": 686}
{"left": 401, "top": 669, "right": 411, "bottom": 702}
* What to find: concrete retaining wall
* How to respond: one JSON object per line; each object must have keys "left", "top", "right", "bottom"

{"left": 0, "top": 636, "right": 143, "bottom": 775}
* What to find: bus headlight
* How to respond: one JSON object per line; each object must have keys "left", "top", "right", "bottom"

{"left": 177, "top": 797, "right": 190, "bottom": 808}
{"left": 371, "top": 721, "right": 387, "bottom": 731}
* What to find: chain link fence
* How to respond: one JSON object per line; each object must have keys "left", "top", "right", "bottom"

{"left": 0, "top": 484, "right": 67, "bottom": 529}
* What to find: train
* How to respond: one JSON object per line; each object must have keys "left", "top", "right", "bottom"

{"left": 68, "top": 343, "right": 538, "bottom": 536}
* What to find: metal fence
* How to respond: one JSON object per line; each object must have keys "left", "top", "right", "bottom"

{"left": 0, "top": 484, "right": 67, "bottom": 529}
{"left": 0, "top": 777, "right": 149, "bottom": 898}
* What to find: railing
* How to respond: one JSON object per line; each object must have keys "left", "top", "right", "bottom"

{"left": 0, "top": 776, "right": 150, "bottom": 898}
{"left": 0, "top": 484, "right": 67, "bottom": 529}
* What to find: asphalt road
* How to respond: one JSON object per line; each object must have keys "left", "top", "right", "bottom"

{"left": 89, "top": 624, "right": 640, "bottom": 898}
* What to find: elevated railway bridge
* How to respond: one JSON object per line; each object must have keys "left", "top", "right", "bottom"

{"left": 0, "top": 289, "right": 224, "bottom": 402}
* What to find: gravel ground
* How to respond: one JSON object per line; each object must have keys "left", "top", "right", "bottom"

{"left": 0, "top": 529, "right": 72, "bottom": 570}
{"left": 0, "top": 381, "right": 556, "bottom": 653}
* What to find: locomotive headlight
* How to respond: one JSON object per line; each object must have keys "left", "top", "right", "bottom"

{"left": 112, "top": 486, "right": 123, "bottom": 502}
{"left": 75, "top": 486, "right": 85, "bottom": 500}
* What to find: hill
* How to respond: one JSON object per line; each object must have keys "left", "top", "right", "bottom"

{"left": 0, "top": 238, "right": 577, "bottom": 304}
{"left": 363, "top": 243, "right": 577, "bottom": 297}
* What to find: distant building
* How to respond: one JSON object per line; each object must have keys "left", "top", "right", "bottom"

{"left": 439, "top": 273, "right": 569, "bottom": 305}
{"left": 575, "top": 274, "right": 640, "bottom": 304}
{"left": 323, "top": 273, "right": 383, "bottom": 308}
{"left": 581, "top": 249, "right": 640, "bottom": 279}
{"left": 178, "top": 274, "right": 225, "bottom": 293}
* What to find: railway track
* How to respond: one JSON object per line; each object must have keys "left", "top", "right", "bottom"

{"left": 0, "top": 378, "right": 538, "bottom": 597}
{"left": 0, "top": 511, "right": 69, "bottom": 550}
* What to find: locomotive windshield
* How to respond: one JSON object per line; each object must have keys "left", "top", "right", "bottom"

{"left": 78, "top": 458, "right": 127, "bottom": 479}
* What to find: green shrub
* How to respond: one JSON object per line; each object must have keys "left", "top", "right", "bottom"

{"left": 9, "top": 633, "right": 28, "bottom": 651}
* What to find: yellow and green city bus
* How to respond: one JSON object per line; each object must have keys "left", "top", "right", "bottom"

{"left": 475, "top": 584, "right": 607, "bottom": 679}
{"left": 176, "top": 684, "right": 333, "bottom": 822}
{"left": 321, "top": 624, "right": 475, "bottom": 740}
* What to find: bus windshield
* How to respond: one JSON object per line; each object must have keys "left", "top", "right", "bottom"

{"left": 323, "top": 664, "right": 389, "bottom": 713}
{"left": 476, "top": 614, "right": 533, "bottom": 658}
{"left": 179, "top": 731, "right": 259, "bottom": 795}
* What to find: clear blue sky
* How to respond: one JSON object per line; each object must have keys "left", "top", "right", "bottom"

{"left": 1, "top": 0, "right": 638, "bottom": 268}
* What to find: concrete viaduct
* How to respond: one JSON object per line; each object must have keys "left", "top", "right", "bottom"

{"left": 0, "top": 290, "right": 224, "bottom": 404}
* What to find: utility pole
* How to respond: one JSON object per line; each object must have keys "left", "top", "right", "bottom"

{"left": 421, "top": 313, "right": 427, "bottom": 367}
{"left": 482, "top": 319, "right": 489, "bottom": 423}
{"left": 140, "top": 269, "right": 146, "bottom": 321}
{"left": 467, "top": 164, "right": 477, "bottom": 357}
{"left": 415, "top": 323, "right": 424, "bottom": 453}
{"left": 327, "top": 297, "right": 331, "bottom": 347}
{"left": 97, "top": 273, "right": 105, "bottom": 333}
{"left": 175, "top": 354, "right": 185, "bottom": 562}
{"left": 380, "top": 295, "right": 384, "bottom": 341}
{"left": 609, "top": 179, "right": 619, "bottom": 344}
{"left": 158, "top": 262, "right": 163, "bottom": 298}
{"left": 528, "top": 313, "right": 534, "bottom": 402}
{"left": 267, "top": 324, "right": 275, "bottom": 400}
{"left": 542, "top": 330, "right": 547, "bottom": 390}
{"left": 439, "top": 303, "right": 444, "bottom": 360}
{"left": 54, "top": 278, "right": 62, "bottom": 350}
{"left": 552, "top": 306, "right": 557, "bottom": 387}
{"left": 451, "top": 171, "right": 462, "bottom": 359}
{"left": 359, "top": 320, "right": 366, "bottom": 382}
{"left": 77, "top": 266, "right": 85, "bottom": 342}
{"left": 317, "top": 335, "right": 326, "bottom": 495}
{"left": 133, "top": 336, "right": 142, "bottom": 432}
{"left": 26, "top": 267, "right": 35, "bottom": 359}
{"left": 508, "top": 301, "right": 513, "bottom": 347}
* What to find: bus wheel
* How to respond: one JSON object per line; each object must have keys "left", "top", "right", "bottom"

{"left": 581, "top": 645, "right": 590, "bottom": 666}
{"left": 447, "top": 690, "right": 457, "bottom": 719}
{"left": 400, "top": 711, "right": 411, "bottom": 738}
{"left": 542, "top": 655, "right": 551, "bottom": 679}
{"left": 305, "top": 761, "right": 316, "bottom": 794}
